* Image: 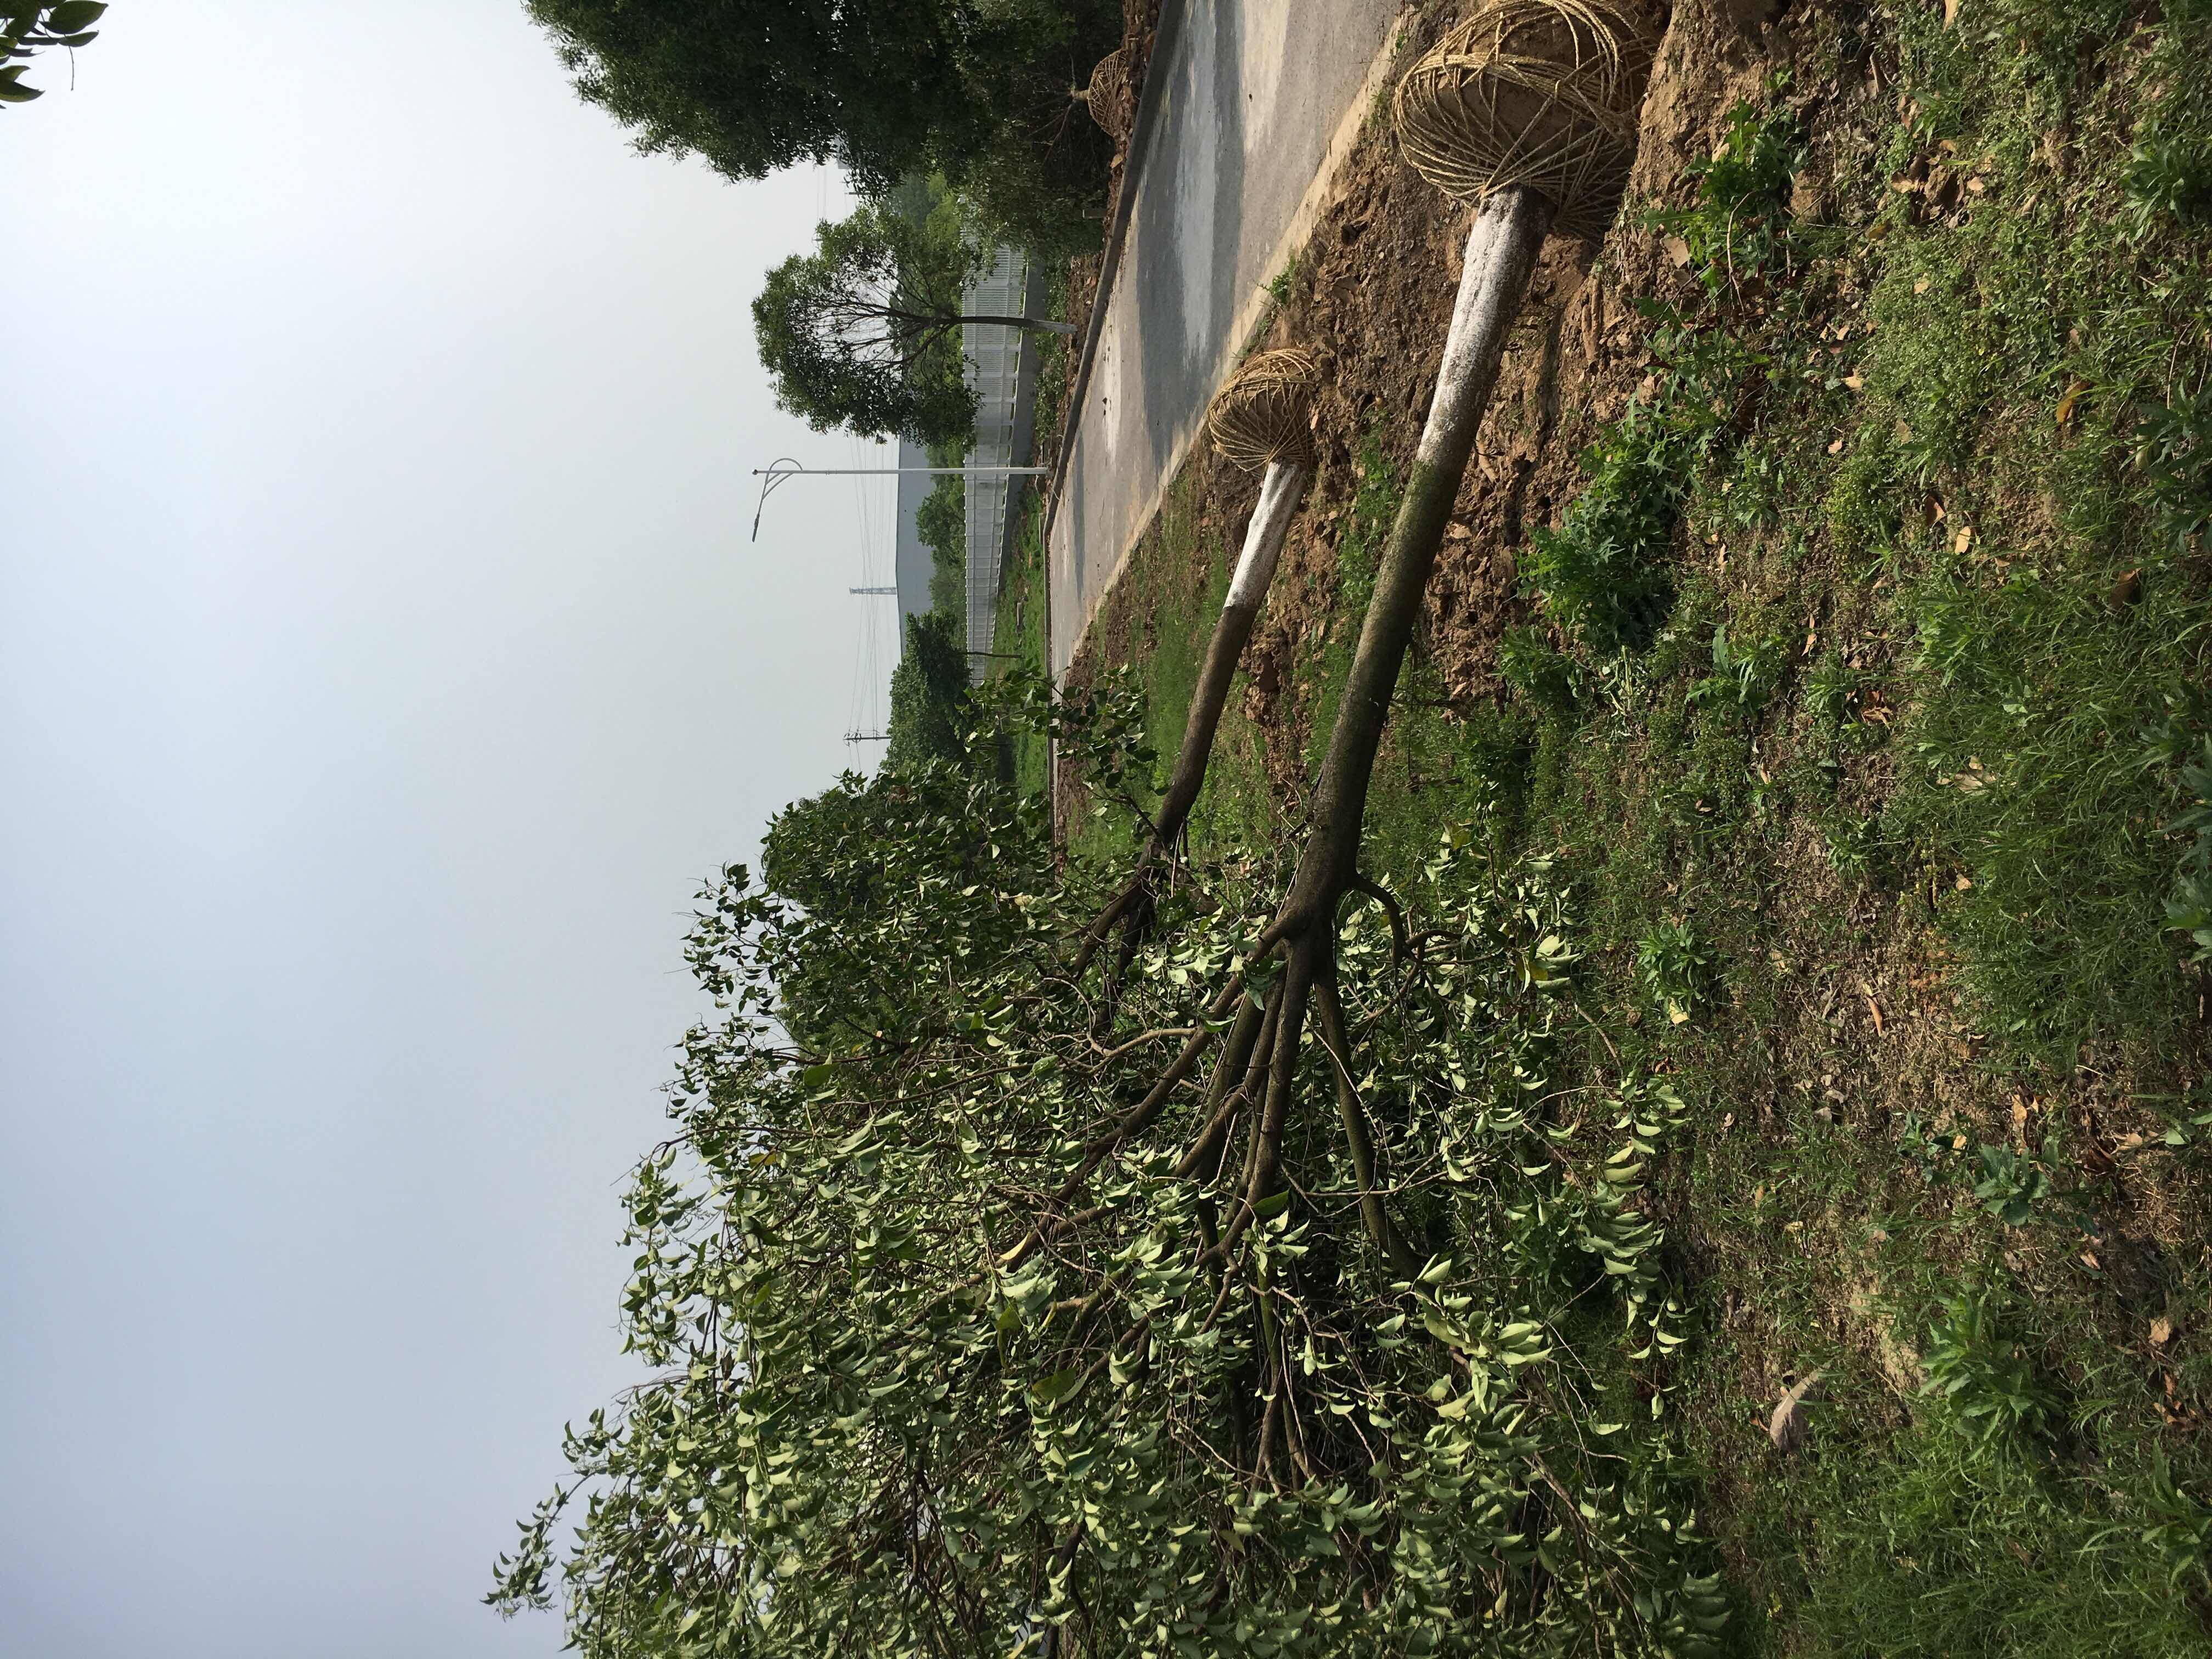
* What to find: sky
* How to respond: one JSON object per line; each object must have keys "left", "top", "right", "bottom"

{"left": 0, "top": 7, "right": 903, "bottom": 1655}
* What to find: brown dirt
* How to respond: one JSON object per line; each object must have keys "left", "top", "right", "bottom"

{"left": 1068, "top": 0, "right": 1793, "bottom": 798}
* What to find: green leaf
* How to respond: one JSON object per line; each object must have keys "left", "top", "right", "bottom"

{"left": 42, "top": 2, "right": 106, "bottom": 31}
{"left": 1028, "top": 1368, "right": 1080, "bottom": 1407}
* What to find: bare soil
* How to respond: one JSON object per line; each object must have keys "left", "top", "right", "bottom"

{"left": 1069, "top": 0, "right": 1791, "bottom": 798}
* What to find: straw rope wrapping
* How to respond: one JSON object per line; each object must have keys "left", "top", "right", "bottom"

{"left": 1207, "top": 347, "right": 1320, "bottom": 471}
{"left": 1393, "top": 0, "right": 1660, "bottom": 241}
{"left": 1080, "top": 47, "right": 1134, "bottom": 140}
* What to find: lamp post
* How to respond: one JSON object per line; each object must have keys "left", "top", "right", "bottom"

{"left": 750, "top": 456, "right": 1051, "bottom": 541}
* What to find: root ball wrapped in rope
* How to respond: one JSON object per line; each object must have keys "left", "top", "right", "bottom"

{"left": 1207, "top": 346, "right": 1320, "bottom": 471}
{"left": 1393, "top": 0, "right": 1660, "bottom": 241}
{"left": 1080, "top": 47, "right": 1134, "bottom": 140}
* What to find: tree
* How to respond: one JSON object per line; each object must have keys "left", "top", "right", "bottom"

{"left": 523, "top": 0, "right": 1119, "bottom": 249}
{"left": 754, "top": 201, "right": 1078, "bottom": 445}
{"left": 884, "top": 611, "right": 972, "bottom": 774}
{"left": 489, "top": 742, "right": 1728, "bottom": 1656}
{"left": 2, "top": 3, "right": 105, "bottom": 106}
{"left": 493, "top": 169, "right": 1740, "bottom": 1652}
{"left": 524, "top": 0, "right": 978, "bottom": 188}
{"left": 918, "top": 470, "right": 966, "bottom": 617}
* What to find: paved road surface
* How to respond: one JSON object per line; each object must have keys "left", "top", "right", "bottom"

{"left": 1048, "top": 0, "right": 1408, "bottom": 676}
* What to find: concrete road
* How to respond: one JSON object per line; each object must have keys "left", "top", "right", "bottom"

{"left": 1048, "top": 0, "right": 1409, "bottom": 676}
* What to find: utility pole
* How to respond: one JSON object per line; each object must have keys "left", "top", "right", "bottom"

{"left": 751, "top": 456, "right": 1049, "bottom": 540}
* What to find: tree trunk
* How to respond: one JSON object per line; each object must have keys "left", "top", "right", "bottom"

{"left": 1155, "top": 458, "right": 1308, "bottom": 846}
{"left": 1278, "top": 186, "right": 1554, "bottom": 929}
{"left": 1082, "top": 459, "right": 1308, "bottom": 979}
{"left": 953, "top": 314, "right": 1082, "bottom": 336}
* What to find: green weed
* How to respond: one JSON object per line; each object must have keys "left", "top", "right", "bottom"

{"left": 1497, "top": 623, "right": 1579, "bottom": 712}
{"left": 1522, "top": 397, "right": 1686, "bottom": 654}
{"left": 1921, "top": 1277, "right": 2056, "bottom": 1451}
{"left": 1635, "top": 916, "right": 1711, "bottom": 1024}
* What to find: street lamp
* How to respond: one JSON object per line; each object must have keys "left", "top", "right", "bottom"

{"left": 749, "top": 455, "right": 1052, "bottom": 541}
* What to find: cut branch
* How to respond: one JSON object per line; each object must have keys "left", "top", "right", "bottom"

{"left": 1313, "top": 972, "right": 1420, "bottom": 1279}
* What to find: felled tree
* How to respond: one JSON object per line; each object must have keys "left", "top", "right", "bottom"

{"left": 490, "top": 752, "right": 1725, "bottom": 1655}
{"left": 493, "top": 4, "right": 1723, "bottom": 1652}
{"left": 1082, "top": 348, "right": 1322, "bottom": 1009}
{"left": 754, "top": 200, "right": 1078, "bottom": 446}
{"left": 1, "top": 2, "right": 105, "bottom": 106}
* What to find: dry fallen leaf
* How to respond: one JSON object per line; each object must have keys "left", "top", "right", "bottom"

{"left": 2055, "top": 380, "right": 2089, "bottom": 425}
{"left": 1914, "top": 275, "right": 1933, "bottom": 295}
{"left": 2151, "top": 1316, "right": 2174, "bottom": 1347}
{"left": 1954, "top": 526, "right": 1974, "bottom": 555}
{"left": 1955, "top": 873, "right": 1973, "bottom": 889}
{"left": 1827, "top": 436, "right": 1846, "bottom": 455}
{"left": 1943, "top": 0, "right": 1959, "bottom": 21}
{"left": 2111, "top": 568, "right": 2143, "bottom": 608}
{"left": 1843, "top": 372, "right": 1864, "bottom": 390}
{"left": 1663, "top": 235, "right": 1692, "bottom": 268}
{"left": 1769, "top": 1370, "right": 1827, "bottom": 1454}
{"left": 1864, "top": 990, "right": 1884, "bottom": 1035}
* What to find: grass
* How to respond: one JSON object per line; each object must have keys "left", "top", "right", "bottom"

{"left": 1062, "top": 468, "right": 1279, "bottom": 865}
{"left": 1036, "top": 0, "right": 2212, "bottom": 1644}
{"left": 991, "top": 490, "right": 1052, "bottom": 795}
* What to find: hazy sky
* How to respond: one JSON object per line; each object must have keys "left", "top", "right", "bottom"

{"left": 0, "top": 8, "right": 900, "bottom": 1655}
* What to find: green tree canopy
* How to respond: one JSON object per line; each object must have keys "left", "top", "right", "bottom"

{"left": 523, "top": 0, "right": 1118, "bottom": 247}
{"left": 524, "top": 0, "right": 979, "bottom": 188}
{"left": 753, "top": 201, "right": 1076, "bottom": 445}
{"left": 884, "top": 611, "right": 972, "bottom": 775}
{"left": 2, "top": 3, "right": 105, "bottom": 106}
{"left": 918, "top": 470, "right": 967, "bottom": 618}
{"left": 492, "top": 711, "right": 1729, "bottom": 1655}
{"left": 752, "top": 201, "right": 983, "bottom": 446}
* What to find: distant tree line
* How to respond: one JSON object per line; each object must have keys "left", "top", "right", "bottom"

{"left": 524, "top": 2, "right": 1101, "bottom": 762}
{"left": 884, "top": 611, "right": 972, "bottom": 775}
